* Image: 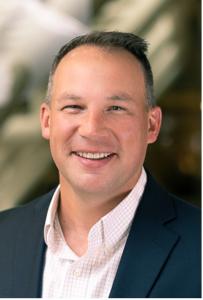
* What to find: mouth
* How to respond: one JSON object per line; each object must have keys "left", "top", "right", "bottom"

{"left": 71, "top": 151, "right": 115, "bottom": 160}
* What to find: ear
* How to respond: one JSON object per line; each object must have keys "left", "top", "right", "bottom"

{"left": 147, "top": 106, "right": 162, "bottom": 144}
{"left": 40, "top": 102, "right": 51, "bottom": 140}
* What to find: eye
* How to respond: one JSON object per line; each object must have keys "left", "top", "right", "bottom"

{"left": 62, "top": 105, "right": 83, "bottom": 112}
{"left": 108, "top": 105, "right": 125, "bottom": 111}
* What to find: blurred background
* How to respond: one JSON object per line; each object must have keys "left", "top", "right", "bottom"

{"left": 0, "top": 0, "right": 201, "bottom": 210}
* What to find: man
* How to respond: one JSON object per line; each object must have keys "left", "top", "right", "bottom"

{"left": 0, "top": 31, "right": 201, "bottom": 298}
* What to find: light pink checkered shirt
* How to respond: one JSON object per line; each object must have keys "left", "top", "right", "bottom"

{"left": 42, "top": 168, "right": 147, "bottom": 298}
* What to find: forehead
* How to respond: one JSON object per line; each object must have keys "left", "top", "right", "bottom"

{"left": 51, "top": 45, "right": 147, "bottom": 103}
{"left": 55, "top": 44, "right": 144, "bottom": 74}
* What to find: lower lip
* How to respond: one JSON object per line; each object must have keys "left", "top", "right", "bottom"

{"left": 72, "top": 153, "right": 116, "bottom": 169}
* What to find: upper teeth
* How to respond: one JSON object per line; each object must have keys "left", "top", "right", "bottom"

{"left": 76, "top": 152, "right": 112, "bottom": 159}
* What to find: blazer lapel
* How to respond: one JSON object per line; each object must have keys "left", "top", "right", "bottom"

{"left": 110, "top": 175, "right": 180, "bottom": 298}
{"left": 12, "top": 192, "right": 53, "bottom": 298}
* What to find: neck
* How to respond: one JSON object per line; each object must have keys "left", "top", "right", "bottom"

{"left": 57, "top": 178, "right": 131, "bottom": 256}
{"left": 59, "top": 182, "right": 129, "bottom": 232}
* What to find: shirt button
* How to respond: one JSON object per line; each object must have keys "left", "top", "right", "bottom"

{"left": 73, "top": 268, "right": 82, "bottom": 277}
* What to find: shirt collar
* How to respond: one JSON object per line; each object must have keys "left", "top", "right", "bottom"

{"left": 44, "top": 185, "right": 60, "bottom": 246}
{"left": 88, "top": 167, "right": 147, "bottom": 253}
{"left": 44, "top": 168, "right": 147, "bottom": 258}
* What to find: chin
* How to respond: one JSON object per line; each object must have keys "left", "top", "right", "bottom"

{"left": 73, "top": 182, "right": 106, "bottom": 194}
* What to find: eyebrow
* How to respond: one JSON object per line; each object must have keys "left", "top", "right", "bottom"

{"left": 57, "top": 93, "right": 82, "bottom": 102}
{"left": 106, "top": 93, "right": 133, "bottom": 102}
{"left": 57, "top": 92, "right": 133, "bottom": 102}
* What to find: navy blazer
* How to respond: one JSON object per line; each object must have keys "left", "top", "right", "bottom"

{"left": 0, "top": 174, "right": 201, "bottom": 298}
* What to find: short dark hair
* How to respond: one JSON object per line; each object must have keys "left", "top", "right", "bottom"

{"left": 46, "top": 31, "right": 155, "bottom": 106}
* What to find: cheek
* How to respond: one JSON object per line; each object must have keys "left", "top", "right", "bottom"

{"left": 48, "top": 116, "right": 75, "bottom": 157}
{"left": 50, "top": 114, "right": 75, "bottom": 138}
{"left": 117, "top": 118, "right": 149, "bottom": 146}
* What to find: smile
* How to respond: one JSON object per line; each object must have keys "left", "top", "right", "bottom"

{"left": 72, "top": 152, "right": 114, "bottom": 160}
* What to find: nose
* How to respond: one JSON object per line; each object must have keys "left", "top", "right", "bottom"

{"left": 78, "top": 110, "right": 108, "bottom": 140}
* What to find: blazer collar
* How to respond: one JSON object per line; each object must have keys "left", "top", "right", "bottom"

{"left": 109, "top": 173, "right": 179, "bottom": 298}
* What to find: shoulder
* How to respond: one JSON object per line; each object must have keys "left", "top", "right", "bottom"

{"left": 145, "top": 172, "right": 201, "bottom": 233}
{"left": 170, "top": 192, "right": 200, "bottom": 218}
{"left": 147, "top": 172, "right": 200, "bottom": 214}
{"left": 167, "top": 192, "right": 201, "bottom": 235}
{"left": 0, "top": 189, "right": 56, "bottom": 231}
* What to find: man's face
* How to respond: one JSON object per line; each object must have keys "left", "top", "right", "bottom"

{"left": 40, "top": 46, "right": 161, "bottom": 200}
